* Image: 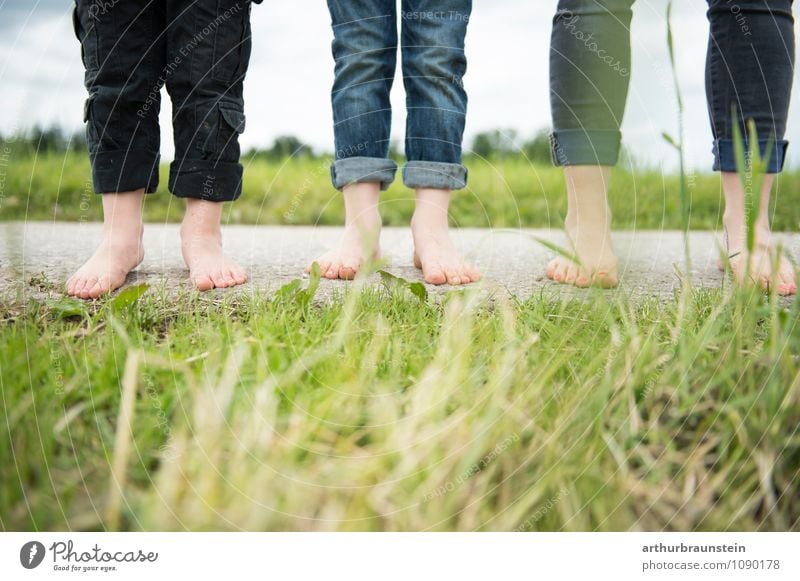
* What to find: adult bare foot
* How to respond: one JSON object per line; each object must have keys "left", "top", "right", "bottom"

{"left": 411, "top": 188, "right": 480, "bottom": 286}
{"left": 308, "top": 182, "right": 382, "bottom": 280}
{"left": 66, "top": 190, "right": 145, "bottom": 299}
{"left": 181, "top": 199, "right": 247, "bottom": 291}
{"left": 546, "top": 166, "right": 619, "bottom": 288}
{"left": 719, "top": 173, "right": 796, "bottom": 296}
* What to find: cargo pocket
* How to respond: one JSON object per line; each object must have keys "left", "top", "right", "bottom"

{"left": 212, "top": 0, "right": 253, "bottom": 82}
{"left": 197, "top": 106, "right": 246, "bottom": 159}
{"left": 83, "top": 97, "right": 98, "bottom": 150}
{"left": 72, "top": 2, "right": 99, "bottom": 71}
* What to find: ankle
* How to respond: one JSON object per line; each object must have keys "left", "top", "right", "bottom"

{"left": 102, "top": 220, "right": 143, "bottom": 242}
{"left": 564, "top": 203, "right": 612, "bottom": 233}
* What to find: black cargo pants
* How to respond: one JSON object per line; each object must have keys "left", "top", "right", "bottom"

{"left": 72, "top": 0, "right": 259, "bottom": 202}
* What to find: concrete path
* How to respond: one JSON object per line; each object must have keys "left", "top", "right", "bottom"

{"left": 1, "top": 222, "right": 798, "bottom": 302}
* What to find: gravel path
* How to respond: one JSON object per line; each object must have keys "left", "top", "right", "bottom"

{"left": 1, "top": 222, "right": 797, "bottom": 302}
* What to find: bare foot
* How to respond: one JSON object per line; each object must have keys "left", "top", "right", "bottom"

{"left": 308, "top": 182, "right": 382, "bottom": 280}
{"left": 411, "top": 188, "right": 480, "bottom": 286}
{"left": 546, "top": 166, "right": 619, "bottom": 288}
{"left": 181, "top": 199, "right": 247, "bottom": 291}
{"left": 718, "top": 173, "right": 796, "bottom": 296}
{"left": 66, "top": 190, "right": 145, "bottom": 299}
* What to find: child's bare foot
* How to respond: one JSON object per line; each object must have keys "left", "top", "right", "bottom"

{"left": 546, "top": 166, "right": 619, "bottom": 288}
{"left": 181, "top": 199, "right": 247, "bottom": 291}
{"left": 719, "top": 173, "right": 796, "bottom": 295}
{"left": 308, "top": 182, "right": 382, "bottom": 280}
{"left": 66, "top": 190, "right": 145, "bottom": 299}
{"left": 411, "top": 188, "right": 480, "bottom": 286}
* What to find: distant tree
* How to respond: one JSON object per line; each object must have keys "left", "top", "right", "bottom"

{"left": 264, "top": 135, "right": 313, "bottom": 160}
{"left": 521, "top": 130, "right": 553, "bottom": 165}
{"left": 470, "top": 129, "right": 519, "bottom": 160}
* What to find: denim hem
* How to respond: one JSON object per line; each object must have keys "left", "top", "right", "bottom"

{"left": 168, "top": 160, "right": 243, "bottom": 202}
{"left": 549, "top": 129, "right": 622, "bottom": 167}
{"left": 89, "top": 149, "right": 160, "bottom": 194}
{"left": 331, "top": 156, "right": 398, "bottom": 191}
{"left": 712, "top": 139, "right": 789, "bottom": 174}
{"left": 403, "top": 161, "right": 468, "bottom": 190}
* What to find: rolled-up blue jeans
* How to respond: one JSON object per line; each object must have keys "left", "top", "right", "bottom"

{"left": 327, "top": 0, "right": 471, "bottom": 191}
{"left": 549, "top": 0, "right": 795, "bottom": 173}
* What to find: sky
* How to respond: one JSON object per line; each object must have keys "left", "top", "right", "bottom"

{"left": 1, "top": 0, "right": 799, "bottom": 172}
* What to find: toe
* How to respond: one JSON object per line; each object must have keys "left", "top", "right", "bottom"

{"left": 444, "top": 268, "right": 462, "bottom": 285}
{"left": 423, "top": 262, "right": 447, "bottom": 285}
{"left": 192, "top": 275, "right": 215, "bottom": 291}
{"left": 466, "top": 264, "right": 482, "bottom": 282}
{"left": 553, "top": 261, "right": 569, "bottom": 283}
{"left": 78, "top": 276, "right": 98, "bottom": 299}
{"left": 66, "top": 276, "right": 79, "bottom": 296}
{"left": 599, "top": 273, "right": 619, "bottom": 289}
{"left": 564, "top": 264, "right": 580, "bottom": 284}
{"left": 545, "top": 259, "right": 558, "bottom": 279}
{"left": 232, "top": 263, "right": 248, "bottom": 283}
{"left": 339, "top": 258, "right": 360, "bottom": 280}
{"left": 87, "top": 277, "right": 111, "bottom": 299}
{"left": 211, "top": 270, "right": 229, "bottom": 288}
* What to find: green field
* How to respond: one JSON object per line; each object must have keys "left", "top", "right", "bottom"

{"left": 1, "top": 276, "right": 798, "bottom": 531}
{"left": 2, "top": 148, "right": 799, "bottom": 532}
{"left": 2, "top": 151, "right": 799, "bottom": 230}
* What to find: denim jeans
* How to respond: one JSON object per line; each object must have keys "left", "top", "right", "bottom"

{"left": 549, "top": 0, "right": 795, "bottom": 173}
{"left": 327, "top": 0, "right": 471, "bottom": 191}
{"left": 72, "top": 0, "right": 259, "bottom": 201}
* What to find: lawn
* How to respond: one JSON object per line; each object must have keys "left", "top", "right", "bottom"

{"left": 1, "top": 272, "right": 799, "bottom": 531}
{"left": 2, "top": 151, "right": 800, "bottom": 231}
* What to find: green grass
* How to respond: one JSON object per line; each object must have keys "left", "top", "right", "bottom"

{"left": 2, "top": 151, "right": 799, "bottom": 230}
{"left": 1, "top": 276, "right": 799, "bottom": 531}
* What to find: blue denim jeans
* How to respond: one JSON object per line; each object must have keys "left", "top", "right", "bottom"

{"left": 327, "top": 0, "right": 471, "bottom": 191}
{"left": 549, "top": 0, "right": 795, "bottom": 173}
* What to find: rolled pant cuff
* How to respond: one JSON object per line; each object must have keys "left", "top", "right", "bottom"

{"left": 90, "top": 149, "right": 160, "bottom": 194}
{"left": 331, "top": 157, "right": 398, "bottom": 191}
{"left": 550, "top": 129, "right": 622, "bottom": 167}
{"left": 168, "top": 160, "right": 243, "bottom": 202}
{"left": 403, "top": 161, "right": 468, "bottom": 190}
{"left": 713, "top": 139, "right": 789, "bottom": 174}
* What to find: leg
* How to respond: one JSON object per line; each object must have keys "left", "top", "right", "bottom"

{"left": 401, "top": 0, "right": 479, "bottom": 285}
{"left": 67, "top": 0, "right": 164, "bottom": 298}
{"left": 309, "top": 0, "right": 398, "bottom": 279}
{"left": 546, "top": 0, "right": 635, "bottom": 288}
{"left": 705, "top": 0, "right": 796, "bottom": 295}
{"left": 166, "top": 0, "right": 253, "bottom": 290}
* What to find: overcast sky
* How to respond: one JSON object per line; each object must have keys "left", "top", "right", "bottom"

{"left": 1, "top": 0, "right": 798, "bottom": 171}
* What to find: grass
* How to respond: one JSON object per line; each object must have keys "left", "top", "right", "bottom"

{"left": 1, "top": 273, "right": 799, "bottom": 531}
{"left": 2, "top": 150, "right": 800, "bottom": 230}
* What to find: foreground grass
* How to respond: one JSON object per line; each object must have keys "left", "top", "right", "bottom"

{"left": 3, "top": 151, "right": 800, "bottom": 230}
{"left": 1, "top": 277, "right": 799, "bottom": 531}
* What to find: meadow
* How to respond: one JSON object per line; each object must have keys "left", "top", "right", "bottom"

{"left": 2, "top": 150, "right": 800, "bottom": 230}
{"left": 1, "top": 274, "right": 798, "bottom": 531}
